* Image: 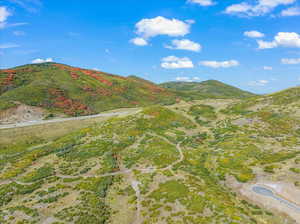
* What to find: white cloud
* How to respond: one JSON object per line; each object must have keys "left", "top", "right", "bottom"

{"left": 281, "top": 7, "right": 300, "bottom": 16}
{"left": 0, "top": 6, "right": 11, "bottom": 28}
{"left": 166, "top": 39, "right": 202, "bottom": 52}
{"left": 249, "top": 80, "right": 269, "bottom": 86}
{"left": 257, "top": 40, "right": 277, "bottom": 49}
{"left": 263, "top": 66, "right": 273, "bottom": 70}
{"left": 187, "top": 0, "right": 215, "bottom": 6}
{"left": 161, "top": 56, "right": 194, "bottom": 69}
{"left": 0, "top": 6, "right": 10, "bottom": 23}
{"left": 31, "top": 58, "right": 53, "bottom": 64}
{"left": 0, "top": 5, "right": 27, "bottom": 30}
{"left": 0, "top": 43, "right": 19, "bottom": 49}
{"left": 199, "top": 60, "right": 239, "bottom": 68}
{"left": 2, "top": 22, "right": 28, "bottom": 29}
{"left": 281, "top": 58, "right": 300, "bottom": 64}
{"left": 176, "top": 76, "right": 201, "bottom": 82}
{"left": 135, "top": 16, "right": 191, "bottom": 39}
{"left": 185, "top": 19, "right": 195, "bottom": 24}
{"left": 244, "top": 30, "right": 265, "bottom": 38}
{"left": 258, "top": 32, "right": 300, "bottom": 49}
{"left": 226, "top": 3, "right": 253, "bottom": 15}
{"left": 225, "top": 0, "right": 296, "bottom": 16}
{"left": 130, "top": 37, "right": 148, "bottom": 46}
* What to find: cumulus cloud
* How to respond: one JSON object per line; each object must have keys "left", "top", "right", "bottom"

{"left": 187, "top": 0, "right": 215, "bottom": 6}
{"left": 135, "top": 16, "right": 191, "bottom": 39}
{"left": 31, "top": 58, "right": 53, "bottom": 64}
{"left": 258, "top": 32, "right": 300, "bottom": 49}
{"left": 281, "top": 58, "right": 300, "bottom": 64}
{"left": 249, "top": 80, "right": 269, "bottom": 86}
{"left": 161, "top": 56, "right": 194, "bottom": 69}
{"left": 130, "top": 37, "right": 148, "bottom": 46}
{"left": 0, "top": 43, "right": 19, "bottom": 49}
{"left": 225, "top": 0, "right": 296, "bottom": 17}
{"left": 281, "top": 7, "right": 300, "bottom": 16}
{"left": 0, "top": 6, "right": 10, "bottom": 22}
{"left": 0, "top": 6, "right": 11, "bottom": 28}
{"left": 176, "top": 76, "right": 201, "bottom": 82}
{"left": 263, "top": 66, "right": 273, "bottom": 70}
{"left": 244, "top": 30, "right": 265, "bottom": 38}
{"left": 166, "top": 39, "right": 202, "bottom": 52}
{"left": 199, "top": 60, "right": 239, "bottom": 68}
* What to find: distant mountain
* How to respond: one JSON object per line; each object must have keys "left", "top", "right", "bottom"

{"left": 0, "top": 63, "right": 177, "bottom": 117}
{"left": 160, "top": 80, "right": 256, "bottom": 100}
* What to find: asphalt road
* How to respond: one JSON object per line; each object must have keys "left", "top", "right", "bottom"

{"left": 253, "top": 185, "right": 300, "bottom": 212}
{"left": 0, "top": 109, "right": 140, "bottom": 130}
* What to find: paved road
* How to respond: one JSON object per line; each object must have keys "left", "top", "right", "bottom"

{"left": 0, "top": 109, "right": 140, "bottom": 130}
{"left": 253, "top": 185, "right": 300, "bottom": 212}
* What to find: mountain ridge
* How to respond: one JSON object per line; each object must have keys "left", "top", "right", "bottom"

{"left": 160, "top": 80, "right": 256, "bottom": 100}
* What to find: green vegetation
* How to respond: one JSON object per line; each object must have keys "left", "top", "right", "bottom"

{"left": 0, "top": 63, "right": 259, "bottom": 118}
{"left": 189, "top": 104, "right": 216, "bottom": 118}
{"left": 20, "top": 164, "right": 54, "bottom": 183}
{"left": 160, "top": 80, "right": 256, "bottom": 100}
{"left": 0, "top": 63, "right": 177, "bottom": 116}
{"left": 0, "top": 83, "right": 299, "bottom": 224}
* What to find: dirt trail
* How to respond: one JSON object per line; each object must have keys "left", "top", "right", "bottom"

{"left": 130, "top": 178, "right": 142, "bottom": 224}
{"left": 0, "top": 133, "right": 186, "bottom": 224}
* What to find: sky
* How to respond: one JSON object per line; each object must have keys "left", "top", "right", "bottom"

{"left": 1, "top": 0, "right": 300, "bottom": 94}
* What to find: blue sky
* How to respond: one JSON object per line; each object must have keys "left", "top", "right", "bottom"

{"left": 1, "top": 0, "right": 300, "bottom": 93}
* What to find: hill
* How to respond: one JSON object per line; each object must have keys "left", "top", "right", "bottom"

{"left": 223, "top": 85, "right": 300, "bottom": 115}
{"left": 160, "top": 80, "right": 256, "bottom": 100}
{"left": 0, "top": 63, "right": 176, "bottom": 120}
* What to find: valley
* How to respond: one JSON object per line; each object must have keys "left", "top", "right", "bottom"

{"left": 0, "top": 64, "right": 300, "bottom": 224}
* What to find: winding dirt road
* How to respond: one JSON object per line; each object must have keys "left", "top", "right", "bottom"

{"left": 1, "top": 134, "right": 186, "bottom": 224}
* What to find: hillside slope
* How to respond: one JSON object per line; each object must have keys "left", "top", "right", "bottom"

{"left": 223, "top": 85, "right": 300, "bottom": 115}
{"left": 160, "top": 80, "right": 256, "bottom": 100}
{"left": 1, "top": 99, "right": 299, "bottom": 223}
{"left": 0, "top": 63, "right": 176, "bottom": 118}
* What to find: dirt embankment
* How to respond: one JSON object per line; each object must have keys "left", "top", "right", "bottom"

{"left": 0, "top": 104, "right": 46, "bottom": 124}
{"left": 226, "top": 176, "right": 300, "bottom": 223}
